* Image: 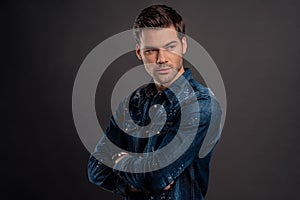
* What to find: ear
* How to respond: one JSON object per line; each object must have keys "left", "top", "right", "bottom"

{"left": 135, "top": 44, "right": 142, "bottom": 60}
{"left": 181, "top": 37, "right": 187, "bottom": 54}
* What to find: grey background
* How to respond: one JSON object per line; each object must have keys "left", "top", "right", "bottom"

{"left": 2, "top": 0, "right": 299, "bottom": 199}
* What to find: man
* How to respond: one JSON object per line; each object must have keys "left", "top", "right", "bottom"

{"left": 88, "top": 4, "right": 222, "bottom": 200}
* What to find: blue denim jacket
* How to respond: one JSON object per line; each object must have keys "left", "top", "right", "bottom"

{"left": 88, "top": 68, "right": 222, "bottom": 200}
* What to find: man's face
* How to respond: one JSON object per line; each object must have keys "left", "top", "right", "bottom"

{"left": 136, "top": 25, "right": 187, "bottom": 89}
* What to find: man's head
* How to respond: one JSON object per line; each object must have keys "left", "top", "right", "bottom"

{"left": 133, "top": 5, "right": 187, "bottom": 90}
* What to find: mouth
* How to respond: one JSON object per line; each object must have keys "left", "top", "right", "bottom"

{"left": 155, "top": 67, "right": 172, "bottom": 74}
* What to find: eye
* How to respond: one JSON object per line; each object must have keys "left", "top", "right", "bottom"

{"left": 166, "top": 45, "right": 176, "bottom": 51}
{"left": 144, "top": 49, "right": 156, "bottom": 55}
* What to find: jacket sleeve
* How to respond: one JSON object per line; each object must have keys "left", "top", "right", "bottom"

{"left": 113, "top": 95, "right": 222, "bottom": 193}
{"left": 88, "top": 155, "right": 127, "bottom": 196}
{"left": 87, "top": 116, "right": 129, "bottom": 197}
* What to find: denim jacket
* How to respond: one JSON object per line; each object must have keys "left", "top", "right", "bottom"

{"left": 88, "top": 68, "right": 222, "bottom": 200}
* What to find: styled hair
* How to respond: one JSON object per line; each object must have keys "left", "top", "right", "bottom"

{"left": 133, "top": 4, "right": 185, "bottom": 44}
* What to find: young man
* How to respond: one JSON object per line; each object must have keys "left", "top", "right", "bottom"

{"left": 88, "top": 4, "right": 222, "bottom": 200}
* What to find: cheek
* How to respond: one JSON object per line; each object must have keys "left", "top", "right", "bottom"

{"left": 170, "top": 54, "right": 182, "bottom": 65}
{"left": 144, "top": 66, "right": 154, "bottom": 76}
{"left": 169, "top": 51, "right": 181, "bottom": 61}
{"left": 142, "top": 55, "right": 156, "bottom": 64}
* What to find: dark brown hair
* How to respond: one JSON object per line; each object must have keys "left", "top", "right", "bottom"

{"left": 133, "top": 5, "right": 185, "bottom": 44}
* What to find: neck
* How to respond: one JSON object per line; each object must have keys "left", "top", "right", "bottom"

{"left": 155, "top": 84, "right": 167, "bottom": 92}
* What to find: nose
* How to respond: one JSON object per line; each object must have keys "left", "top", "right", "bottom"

{"left": 156, "top": 49, "right": 168, "bottom": 64}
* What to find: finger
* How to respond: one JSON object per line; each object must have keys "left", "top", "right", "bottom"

{"left": 163, "top": 181, "right": 174, "bottom": 190}
{"left": 164, "top": 185, "right": 171, "bottom": 190}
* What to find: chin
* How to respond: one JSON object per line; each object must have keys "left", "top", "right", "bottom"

{"left": 157, "top": 79, "right": 172, "bottom": 85}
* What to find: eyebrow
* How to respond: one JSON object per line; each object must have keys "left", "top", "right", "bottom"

{"left": 143, "top": 41, "right": 178, "bottom": 49}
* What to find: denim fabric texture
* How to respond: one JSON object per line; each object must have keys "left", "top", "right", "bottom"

{"left": 88, "top": 68, "right": 222, "bottom": 200}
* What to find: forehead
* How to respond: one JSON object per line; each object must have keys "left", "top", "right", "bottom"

{"left": 139, "top": 26, "right": 180, "bottom": 48}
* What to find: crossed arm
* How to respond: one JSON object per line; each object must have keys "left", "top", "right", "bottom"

{"left": 88, "top": 95, "right": 222, "bottom": 194}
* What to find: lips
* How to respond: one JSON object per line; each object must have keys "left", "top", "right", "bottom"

{"left": 156, "top": 67, "right": 171, "bottom": 74}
